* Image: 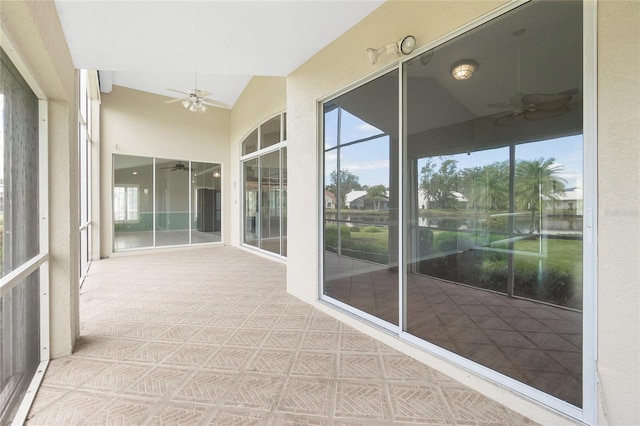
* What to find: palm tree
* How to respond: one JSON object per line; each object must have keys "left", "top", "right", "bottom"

{"left": 515, "top": 158, "right": 566, "bottom": 233}
{"left": 366, "top": 184, "right": 388, "bottom": 210}
{"left": 463, "top": 162, "right": 509, "bottom": 211}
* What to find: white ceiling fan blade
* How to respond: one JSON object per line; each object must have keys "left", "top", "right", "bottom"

{"left": 165, "top": 97, "right": 188, "bottom": 104}
{"left": 202, "top": 98, "right": 229, "bottom": 108}
{"left": 486, "top": 102, "right": 522, "bottom": 109}
{"left": 494, "top": 112, "right": 524, "bottom": 126}
{"left": 524, "top": 106, "right": 569, "bottom": 121}
{"left": 194, "top": 90, "right": 212, "bottom": 98}
{"left": 166, "top": 88, "right": 192, "bottom": 96}
{"left": 522, "top": 93, "right": 570, "bottom": 106}
{"left": 531, "top": 96, "right": 572, "bottom": 112}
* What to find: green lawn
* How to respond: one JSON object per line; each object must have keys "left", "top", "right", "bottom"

{"left": 492, "top": 237, "right": 583, "bottom": 281}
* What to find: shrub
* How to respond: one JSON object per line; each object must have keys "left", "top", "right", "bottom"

{"left": 343, "top": 239, "right": 389, "bottom": 264}
{"left": 434, "top": 232, "right": 473, "bottom": 253}
{"left": 438, "top": 218, "right": 458, "bottom": 230}
{"left": 350, "top": 226, "right": 361, "bottom": 232}
{"left": 479, "top": 258, "right": 580, "bottom": 308}
{"left": 418, "top": 228, "right": 434, "bottom": 256}
{"left": 324, "top": 223, "right": 351, "bottom": 252}
{"left": 362, "top": 225, "right": 383, "bottom": 233}
{"left": 479, "top": 258, "right": 509, "bottom": 291}
{"left": 488, "top": 216, "right": 510, "bottom": 233}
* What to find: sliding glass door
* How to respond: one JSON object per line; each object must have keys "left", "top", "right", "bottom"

{"left": 240, "top": 113, "right": 287, "bottom": 257}
{"left": 155, "top": 158, "right": 190, "bottom": 246}
{"left": 322, "top": 71, "right": 399, "bottom": 326}
{"left": 321, "top": 0, "right": 585, "bottom": 413}
{"left": 113, "top": 155, "right": 154, "bottom": 250}
{"left": 113, "top": 155, "right": 222, "bottom": 251}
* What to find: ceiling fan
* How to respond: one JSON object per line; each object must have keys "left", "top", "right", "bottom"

{"left": 165, "top": 75, "right": 229, "bottom": 112}
{"left": 165, "top": 89, "right": 228, "bottom": 113}
{"left": 486, "top": 28, "right": 572, "bottom": 126}
{"left": 159, "top": 161, "right": 195, "bottom": 172}
{"left": 487, "top": 92, "right": 572, "bottom": 126}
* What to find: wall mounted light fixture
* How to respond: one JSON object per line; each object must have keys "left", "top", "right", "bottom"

{"left": 367, "top": 35, "right": 416, "bottom": 65}
{"left": 451, "top": 60, "right": 479, "bottom": 80}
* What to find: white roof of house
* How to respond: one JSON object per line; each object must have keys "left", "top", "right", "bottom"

{"left": 344, "top": 191, "right": 367, "bottom": 204}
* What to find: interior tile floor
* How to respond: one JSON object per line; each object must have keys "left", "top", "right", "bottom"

{"left": 27, "top": 246, "right": 536, "bottom": 425}
{"left": 325, "top": 253, "right": 582, "bottom": 408}
{"left": 114, "top": 230, "right": 221, "bottom": 251}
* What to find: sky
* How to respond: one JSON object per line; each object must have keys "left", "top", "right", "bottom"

{"left": 325, "top": 107, "right": 583, "bottom": 191}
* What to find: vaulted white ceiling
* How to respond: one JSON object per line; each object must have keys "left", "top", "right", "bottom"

{"left": 54, "top": 0, "right": 384, "bottom": 107}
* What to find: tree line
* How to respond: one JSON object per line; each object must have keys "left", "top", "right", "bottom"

{"left": 327, "top": 157, "right": 568, "bottom": 232}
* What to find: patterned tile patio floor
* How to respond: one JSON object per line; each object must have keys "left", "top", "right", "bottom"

{"left": 27, "top": 246, "right": 536, "bottom": 425}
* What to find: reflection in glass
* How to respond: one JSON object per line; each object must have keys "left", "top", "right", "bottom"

{"left": 323, "top": 70, "right": 399, "bottom": 326}
{"left": 155, "top": 158, "right": 190, "bottom": 246}
{"left": 243, "top": 158, "right": 259, "bottom": 247}
{"left": 403, "top": 1, "right": 583, "bottom": 407}
{"left": 282, "top": 113, "right": 287, "bottom": 141}
{"left": 191, "top": 162, "right": 221, "bottom": 244}
{"left": 260, "top": 151, "right": 281, "bottom": 254}
{"left": 260, "top": 115, "right": 281, "bottom": 149}
{"left": 114, "top": 155, "right": 222, "bottom": 251}
{"left": 281, "top": 148, "right": 288, "bottom": 256}
{"left": 113, "top": 156, "right": 154, "bottom": 249}
{"left": 240, "top": 113, "right": 287, "bottom": 257}
{"left": 242, "top": 129, "right": 258, "bottom": 155}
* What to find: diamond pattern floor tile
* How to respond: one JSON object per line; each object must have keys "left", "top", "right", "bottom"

{"left": 27, "top": 246, "right": 539, "bottom": 425}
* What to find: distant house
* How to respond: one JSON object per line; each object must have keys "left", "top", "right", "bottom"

{"left": 344, "top": 190, "right": 389, "bottom": 210}
{"left": 344, "top": 190, "right": 366, "bottom": 209}
{"left": 417, "top": 189, "right": 468, "bottom": 210}
{"left": 544, "top": 187, "right": 583, "bottom": 214}
{"left": 324, "top": 190, "right": 337, "bottom": 209}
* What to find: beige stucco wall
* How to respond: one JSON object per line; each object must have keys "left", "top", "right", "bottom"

{"left": 596, "top": 1, "right": 640, "bottom": 424}
{"left": 1, "top": 0, "right": 80, "bottom": 357}
{"left": 287, "top": 0, "right": 639, "bottom": 425}
{"left": 99, "top": 86, "right": 231, "bottom": 256}
{"left": 229, "top": 76, "right": 287, "bottom": 248}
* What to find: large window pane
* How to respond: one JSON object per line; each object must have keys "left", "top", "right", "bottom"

{"left": 281, "top": 148, "right": 287, "bottom": 256}
{"left": 191, "top": 162, "right": 222, "bottom": 244}
{"left": 1, "top": 55, "right": 39, "bottom": 277}
{"left": 243, "top": 158, "right": 259, "bottom": 247}
{"left": 0, "top": 273, "right": 40, "bottom": 424}
{"left": 242, "top": 129, "right": 258, "bottom": 156}
{"left": 114, "top": 155, "right": 221, "bottom": 250}
{"left": 0, "top": 49, "right": 41, "bottom": 424}
{"left": 79, "top": 70, "right": 92, "bottom": 280}
{"left": 155, "top": 158, "right": 190, "bottom": 246}
{"left": 240, "top": 114, "right": 287, "bottom": 257}
{"left": 260, "top": 151, "right": 281, "bottom": 254}
{"left": 260, "top": 115, "right": 281, "bottom": 149}
{"left": 113, "top": 155, "right": 153, "bottom": 249}
{"left": 403, "top": 0, "right": 583, "bottom": 407}
{"left": 323, "top": 70, "right": 399, "bottom": 326}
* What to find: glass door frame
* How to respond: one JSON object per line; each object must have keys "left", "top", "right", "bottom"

{"left": 239, "top": 111, "right": 288, "bottom": 259}
{"left": 240, "top": 142, "right": 287, "bottom": 259}
{"left": 112, "top": 154, "right": 223, "bottom": 251}
{"left": 317, "top": 1, "right": 598, "bottom": 422}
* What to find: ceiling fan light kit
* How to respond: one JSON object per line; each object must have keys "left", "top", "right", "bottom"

{"left": 451, "top": 60, "right": 478, "bottom": 80}
{"left": 165, "top": 75, "right": 229, "bottom": 113}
